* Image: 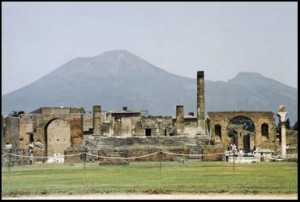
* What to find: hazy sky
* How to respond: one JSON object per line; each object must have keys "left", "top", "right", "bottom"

{"left": 2, "top": 2, "right": 298, "bottom": 95}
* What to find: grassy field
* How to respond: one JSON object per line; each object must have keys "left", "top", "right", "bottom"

{"left": 1, "top": 161, "right": 298, "bottom": 196}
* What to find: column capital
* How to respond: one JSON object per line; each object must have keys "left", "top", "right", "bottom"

{"left": 277, "top": 112, "right": 288, "bottom": 122}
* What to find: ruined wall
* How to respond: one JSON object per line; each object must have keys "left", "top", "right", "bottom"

{"left": 202, "top": 146, "right": 225, "bottom": 161}
{"left": 77, "top": 112, "right": 195, "bottom": 139}
{"left": 134, "top": 120, "right": 144, "bottom": 136}
{"left": 83, "top": 114, "right": 93, "bottom": 133}
{"left": 16, "top": 113, "right": 83, "bottom": 160}
{"left": 37, "top": 107, "right": 79, "bottom": 114}
{"left": 64, "top": 149, "right": 85, "bottom": 163}
{"left": 183, "top": 117, "right": 198, "bottom": 138}
{"left": 2, "top": 117, "right": 19, "bottom": 149}
{"left": 88, "top": 136, "right": 189, "bottom": 148}
{"left": 208, "top": 111, "right": 275, "bottom": 152}
{"left": 98, "top": 146, "right": 189, "bottom": 164}
{"left": 18, "top": 114, "right": 30, "bottom": 150}
{"left": 2, "top": 149, "right": 30, "bottom": 166}
{"left": 100, "top": 111, "right": 142, "bottom": 137}
{"left": 141, "top": 115, "right": 173, "bottom": 137}
{"left": 121, "top": 117, "right": 134, "bottom": 137}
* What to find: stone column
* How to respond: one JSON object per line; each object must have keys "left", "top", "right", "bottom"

{"left": 197, "top": 71, "right": 206, "bottom": 135}
{"left": 93, "top": 105, "right": 102, "bottom": 135}
{"left": 277, "top": 105, "right": 287, "bottom": 158}
{"left": 176, "top": 105, "right": 184, "bottom": 134}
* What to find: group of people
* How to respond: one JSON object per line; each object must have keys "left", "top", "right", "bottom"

{"left": 228, "top": 143, "right": 237, "bottom": 153}
{"left": 228, "top": 142, "right": 257, "bottom": 156}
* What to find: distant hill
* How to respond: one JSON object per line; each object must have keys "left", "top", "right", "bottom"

{"left": 1, "top": 50, "right": 298, "bottom": 125}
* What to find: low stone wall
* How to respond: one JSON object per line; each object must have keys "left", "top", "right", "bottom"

{"left": 86, "top": 149, "right": 99, "bottom": 162}
{"left": 98, "top": 146, "right": 189, "bottom": 164}
{"left": 87, "top": 136, "right": 189, "bottom": 148}
{"left": 1, "top": 149, "right": 29, "bottom": 167}
{"left": 64, "top": 149, "right": 85, "bottom": 163}
{"left": 202, "top": 146, "right": 225, "bottom": 161}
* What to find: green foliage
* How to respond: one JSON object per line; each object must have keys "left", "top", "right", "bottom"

{"left": 8, "top": 110, "right": 25, "bottom": 117}
{"left": 77, "top": 107, "right": 85, "bottom": 114}
{"left": 9, "top": 111, "right": 19, "bottom": 117}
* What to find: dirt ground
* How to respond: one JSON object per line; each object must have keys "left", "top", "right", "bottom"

{"left": 2, "top": 193, "right": 298, "bottom": 200}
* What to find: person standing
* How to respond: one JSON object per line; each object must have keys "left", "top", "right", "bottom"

{"left": 239, "top": 148, "right": 243, "bottom": 162}
{"left": 252, "top": 145, "right": 256, "bottom": 155}
{"left": 28, "top": 142, "right": 33, "bottom": 154}
{"left": 5, "top": 142, "right": 12, "bottom": 153}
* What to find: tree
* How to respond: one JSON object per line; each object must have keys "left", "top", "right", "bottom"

{"left": 9, "top": 110, "right": 25, "bottom": 117}
{"left": 9, "top": 111, "right": 19, "bottom": 117}
{"left": 188, "top": 112, "right": 194, "bottom": 116}
{"left": 77, "top": 107, "right": 85, "bottom": 114}
{"left": 18, "top": 111, "right": 25, "bottom": 115}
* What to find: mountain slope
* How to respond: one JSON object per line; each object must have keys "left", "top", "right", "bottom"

{"left": 1, "top": 50, "right": 298, "bottom": 124}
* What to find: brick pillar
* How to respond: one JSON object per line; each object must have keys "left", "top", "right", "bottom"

{"left": 197, "top": 71, "right": 206, "bottom": 135}
{"left": 93, "top": 105, "right": 101, "bottom": 135}
{"left": 176, "top": 105, "right": 184, "bottom": 134}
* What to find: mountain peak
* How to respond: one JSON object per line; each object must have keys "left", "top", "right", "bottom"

{"left": 228, "top": 72, "right": 267, "bottom": 85}
{"left": 88, "top": 49, "right": 163, "bottom": 77}
{"left": 94, "top": 49, "right": 133, "bottom": 58}
{"left": 235, "top": 72, "right": 264, "bottom": 78}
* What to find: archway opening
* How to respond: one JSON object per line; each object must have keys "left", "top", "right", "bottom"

{"left": 45, "top": 119, "right": 71, "bottom": 157}
{"left": 227, "top": 116, "right": 255, "bottom": 153}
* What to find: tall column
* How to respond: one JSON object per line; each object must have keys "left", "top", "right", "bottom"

{"left": 277, "top": 105, "right": 287, "bottom": 158}
{"left": 197, "top": 71, "right": 206, "bottom": 135}
{"left": 93, "top": 105, "right": 102, "bottom": 135}
{"left": 176, "top": 105, "right": 184, "bottom": 134}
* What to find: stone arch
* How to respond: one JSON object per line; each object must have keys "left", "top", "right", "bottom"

{"left": 208, "top": 111, "right": 275, "bottom": 153}
{"left": 44, "top": 118, "right": 71, "bottom": 157}
{"left": 227, "top": 116, "right": 255, "bottom": 153}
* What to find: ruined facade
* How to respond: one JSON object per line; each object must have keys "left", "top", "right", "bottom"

{"left": 208, "top": 111, "right": 276, "bottom": 153}
{"left": 2, "top": 71, "right": 285, "bottom": 163}
{"left": 2, "top": 107, "right": 83, "bottom": 161}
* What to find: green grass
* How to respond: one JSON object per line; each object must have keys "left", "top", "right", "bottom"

{"left": 1, "top": 161, "right": 298, "bottom": 196}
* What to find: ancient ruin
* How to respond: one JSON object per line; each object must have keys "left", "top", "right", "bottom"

{"left": 1, "top": 71, "right": 296, "bottom": 165}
